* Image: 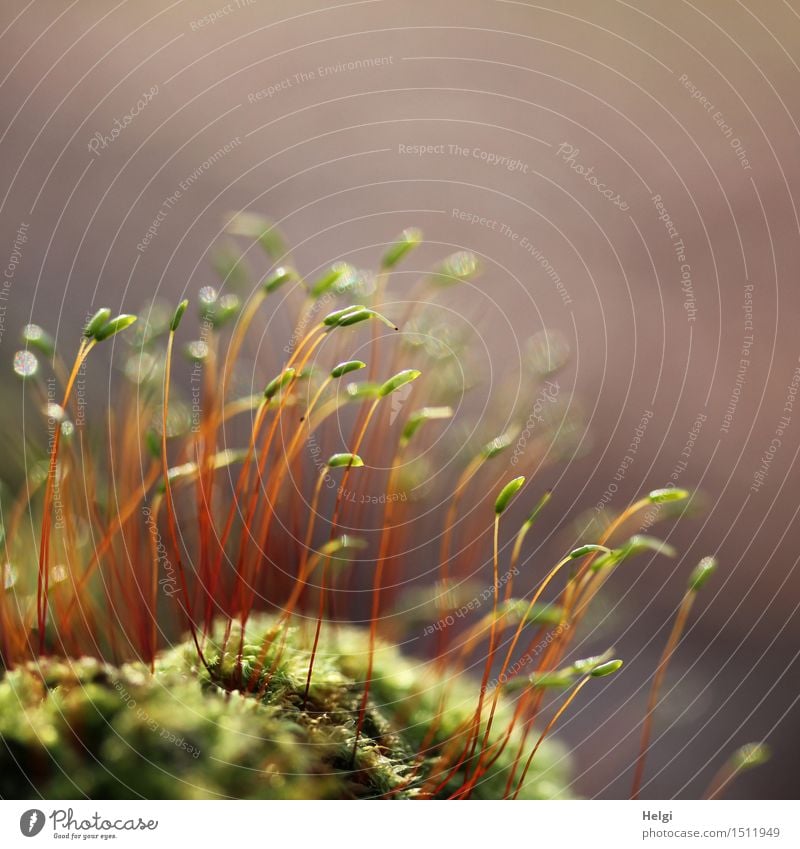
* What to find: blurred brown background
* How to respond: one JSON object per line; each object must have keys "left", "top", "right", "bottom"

{"left": 1, "top": 0, "right": 799, "bottom": 799}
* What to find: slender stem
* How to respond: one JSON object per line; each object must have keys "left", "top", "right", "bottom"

{"left": 502, "top": 494, "right": 657, "bottom": 789}
{"left": 366, "top": 269, "right": 389, "bottom": 383}
{"left": 477, "top": 517, "right": 502, "bottom": 727}
{"left": 351, "top": 461, "right": 399, "bottom": 762}
{"left": 704, "top": 759, "right": 744, "bottom": 800}
{"left": 37, "top": 338, "right": 93, "bottom": 652}
{"left": 505, "top": 493, "right": 550, "bottom": 601}
{"left": 237, "top": 331, "right": 327, "bottom": 627}
{"left": 215, "top": 321, "right": 323, "bottom": 646}
{"left": 205, "top": 399, "right": 268, "bottom": 632}
{"left": 217, "top": 376, "right": 331, "bottom": 637}
{"left": 194, "top": 335, "right": 218, "bottom": 630}
{"left": 247, "top": 467, "right": 328, "bottom": 692}
{"left": 251, "top": 542, "right": 334, "bottom": 697}
{"left": 303, "top": 397, "right": 380, "bottom": 705}
{"left": 220, "top": 290, "right": 266, "bottom": 414}
{"left": 512, "top": 677, "right": 590, "bottom": 799}
{"left": 249, "top": 375, "right": 332, "bottom": 581}
{"left": 330, "top": 398, "right": 380, "bottom": 533}
{"left": 161, "top": 329, "right": 208, "bottom": 670}
{"left": 445, "top": 515, "right": 502, "bottom": 796}
{"left": 439, "top": 457, "right": 483, "bottom": 592}
{"left": 147, "top": 494, "right": 163, "bottom": 672}
{"left": 300, "top": 468, "right": 332, "bottom": 707}
{"left": 467, "top": 556, "right": 573, "bottom": 788}
{"left": 631, "top": 592, "right": 695, "bottom": 799}
{"left": 63, "top": 463, "right": 159, "bottom": 623}
{"left": 571, "top": 497, "right": 651, "bottom": 609}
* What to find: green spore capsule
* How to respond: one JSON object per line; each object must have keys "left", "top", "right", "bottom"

{"left": 379, "top": 369, "right": 421, "bottom": 397}
{"left": 590, "top": 659, "right": 624, "bottom": 677}
{"left": 264, "top": 367, "right": 296, "bottom": 400}
{"left": 93, "top": 314, "right": 137, "bottom": 342}
{"left": 170, "top": 300, "right": 189, "bottom": 332}
{"left": 330, "top": 360, "right": 366, "bottom": 379}
{"left": 84, "top": 308, "right": 112, "bottom": 339}
{"left": 381, "top": 227, "right": 422, "bottom": 269}
{"left": 327, "top": 453, "right": 364, "bottom": 468}
{"left": 687, "top": 556, "right": 718, "bottom": 592}
{"left": 495, "top": 476, "right": 525, "bottom": 515}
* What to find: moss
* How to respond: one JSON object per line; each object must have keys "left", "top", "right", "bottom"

{"left": 0, "top": 617, "right": 571, "bottom": 799}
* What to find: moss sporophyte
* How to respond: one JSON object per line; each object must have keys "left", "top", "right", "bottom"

{"left": 1, "top": 221, "right": 766, "bottom": 799}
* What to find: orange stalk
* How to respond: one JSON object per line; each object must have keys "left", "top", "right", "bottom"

{"left": 512, "top": 677, "right": 590, "bottom": 799}
{"left": 37, "top": 337, "right": 94, "bottom": 652}
{"left": 351, "top": 459, "right": 400, "bottom": 761}
{"left": 160, "top": 324, "right": 207, "bottom": 670}
{"left": 631, "top": 592, "right": 695, "bottom": 799}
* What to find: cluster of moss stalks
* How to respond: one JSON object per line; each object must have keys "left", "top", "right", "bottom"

{"left": 0, "top": 617, "right": 570, "bottom": 799}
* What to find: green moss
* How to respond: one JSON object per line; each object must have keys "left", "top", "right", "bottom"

{"left": 0, "top": 617, "right": 571, "bottom": 799}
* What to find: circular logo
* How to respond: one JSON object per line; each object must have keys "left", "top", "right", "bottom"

{"left": 19, "top": 810, "right": 45, "bottom": 837}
